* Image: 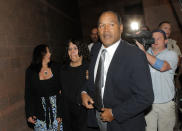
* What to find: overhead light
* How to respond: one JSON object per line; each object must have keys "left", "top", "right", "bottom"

{"left": 130, "top": 21, "right": 139, "bottom": 31}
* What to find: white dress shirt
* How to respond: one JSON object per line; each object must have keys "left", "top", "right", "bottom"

{"left": 94, "top": 39, "right": 121, "bottom": 99}
{"left": 88, "top": 42, "right": 94, "bottom": 52}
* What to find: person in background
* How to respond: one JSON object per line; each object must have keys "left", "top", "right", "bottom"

{"left": 140, "top": 25, "right": 150, "bottom": 31}
{"left": 88, "top": 27, "right": 99, "bottom": 52}
{"left": 159, "top": 21, "right": 182, "bottom": 70}
{"left": 25, "top": 44, "right": 63, "bottom": 131}
{"left": 136, "top": 29, "right": 178, "bottom": 131}
{"left": 159, "top": 23, "right": 182, "bottom": 130}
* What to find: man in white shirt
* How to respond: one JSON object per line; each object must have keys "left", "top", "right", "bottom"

{"left": 81, "top": 10, "right": 154, "bottom": 131}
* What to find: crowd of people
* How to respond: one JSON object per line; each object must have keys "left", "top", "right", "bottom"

{"left": 24, "top": 10, "right": 182, "bottom": 131}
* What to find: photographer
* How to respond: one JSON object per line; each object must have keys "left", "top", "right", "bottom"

{"left": 136, "top": 29, "right": 178, "bottom": 131}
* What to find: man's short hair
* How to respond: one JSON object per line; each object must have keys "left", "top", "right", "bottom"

{"left": 158, "top": 21, "right": 171, "bottom": 28}
{"left": 152, "top": 29, "right": 167, "bottom": 39}
{"left": 98, "top": 10, "right": 123, "bottom": 25}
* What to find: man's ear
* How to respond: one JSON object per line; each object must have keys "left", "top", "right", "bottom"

{"left": 120, "top": 24, "right": 123, "bottom": 34}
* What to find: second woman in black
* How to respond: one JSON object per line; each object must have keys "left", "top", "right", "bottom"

{"left": 60, "top": 39, "right": 90, "bottom": 131}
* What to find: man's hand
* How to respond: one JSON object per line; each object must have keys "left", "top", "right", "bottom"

{"left": 27, "top": 116, "right": 37, "bottom": 124}
{"left": 135, "top": 41, "right": 146, "bottom": 53}
{"left": 81, "top": 92, "right": 94, "bottom": 109}
{"left": 56, "top": 117, "right": 62, "bottom": 123}
{"left": 100, "top": 108, "right": 114, "bottom": 122}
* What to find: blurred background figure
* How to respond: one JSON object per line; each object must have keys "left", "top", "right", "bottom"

{"left": 159, "top": 21, "right": 182, "bottom": 69}
{"left": 140, "top": 25, "right": 150, "bottom": 31}
{"left": 159, "top": 22, "right": 182, "bottom": 130}
{"left": 25, "top": 44, "right": 63, "bottom": 131}
{"left": 88, "top": 27, "right": 99, "bottom": 52}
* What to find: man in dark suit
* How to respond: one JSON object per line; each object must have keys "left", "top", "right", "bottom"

{"left": 81, "top": 10, "right": 154, "bottom": 131}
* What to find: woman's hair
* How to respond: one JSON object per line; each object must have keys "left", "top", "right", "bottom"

{"left": 63, "top": 38, "right": 90, "bottom": 64}
{"left": 30, "top": 44, "right": 51, "bottom": 73}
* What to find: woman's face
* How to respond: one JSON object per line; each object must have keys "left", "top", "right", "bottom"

{"left": 68, "top": 42, "right": 82, "bottom": 63}
{"left": 43, "top": 47, "right": 51, "bottom": 64}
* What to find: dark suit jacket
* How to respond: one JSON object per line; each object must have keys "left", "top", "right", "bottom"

{"left": 84, "top": 40, "right": 154, "bottom": 131}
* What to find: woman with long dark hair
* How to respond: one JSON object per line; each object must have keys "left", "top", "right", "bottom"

{"left": 60, "top": 39, "right": 90, "bottom": 131}
{"left": 25, "top": 44, "right": 63, "bottom": 131}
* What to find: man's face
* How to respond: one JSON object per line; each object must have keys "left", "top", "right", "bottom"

{"left": 159, "top": 23, "right": 171, "bottom": 38}
{"left": 98, "top": 12, "right": 123, "bottom": 47}
{"left": 90, "top": 28, "right": 98, "bottom": 43}
{"left": 152, "top": 32, "right": 168, "bottom": 51}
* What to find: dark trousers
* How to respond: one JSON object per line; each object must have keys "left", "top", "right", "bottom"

{"left": 62, "top": 101, "right": 99, "bottom": 131}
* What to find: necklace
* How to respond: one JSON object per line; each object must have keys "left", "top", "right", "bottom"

{"left": 44, "top": 71, "right": 48, "bottom": 75}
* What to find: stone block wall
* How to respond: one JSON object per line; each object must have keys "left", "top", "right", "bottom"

{"left": 0, "top": 0, "right": 81, "bottom": 130}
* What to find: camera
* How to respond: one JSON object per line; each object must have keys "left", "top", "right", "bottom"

{"left": 125, "top": 30, "right": 155, "bottom": 50}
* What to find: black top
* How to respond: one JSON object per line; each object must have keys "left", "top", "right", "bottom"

{"left": 60, "top": 63, "right": 88, "bottom": 105}
{"left": 24, "top": 63, "right": 61, "bottom": 122}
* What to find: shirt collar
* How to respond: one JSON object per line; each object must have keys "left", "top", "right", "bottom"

{"left": 148, "top": 47, "right": 168, "bottom": 56}
{"left": 100, "top": 39, "right": 121, "bottom": 56}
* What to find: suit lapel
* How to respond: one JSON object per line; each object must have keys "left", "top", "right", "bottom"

{"left": 103, "top": 41, "right": 125, "bottom": 100}
{"left": 107, "top": 40, "right": 124, "bottom": 81}
{"left": 90, "top": 43, "right": 102, "bottom": 84}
